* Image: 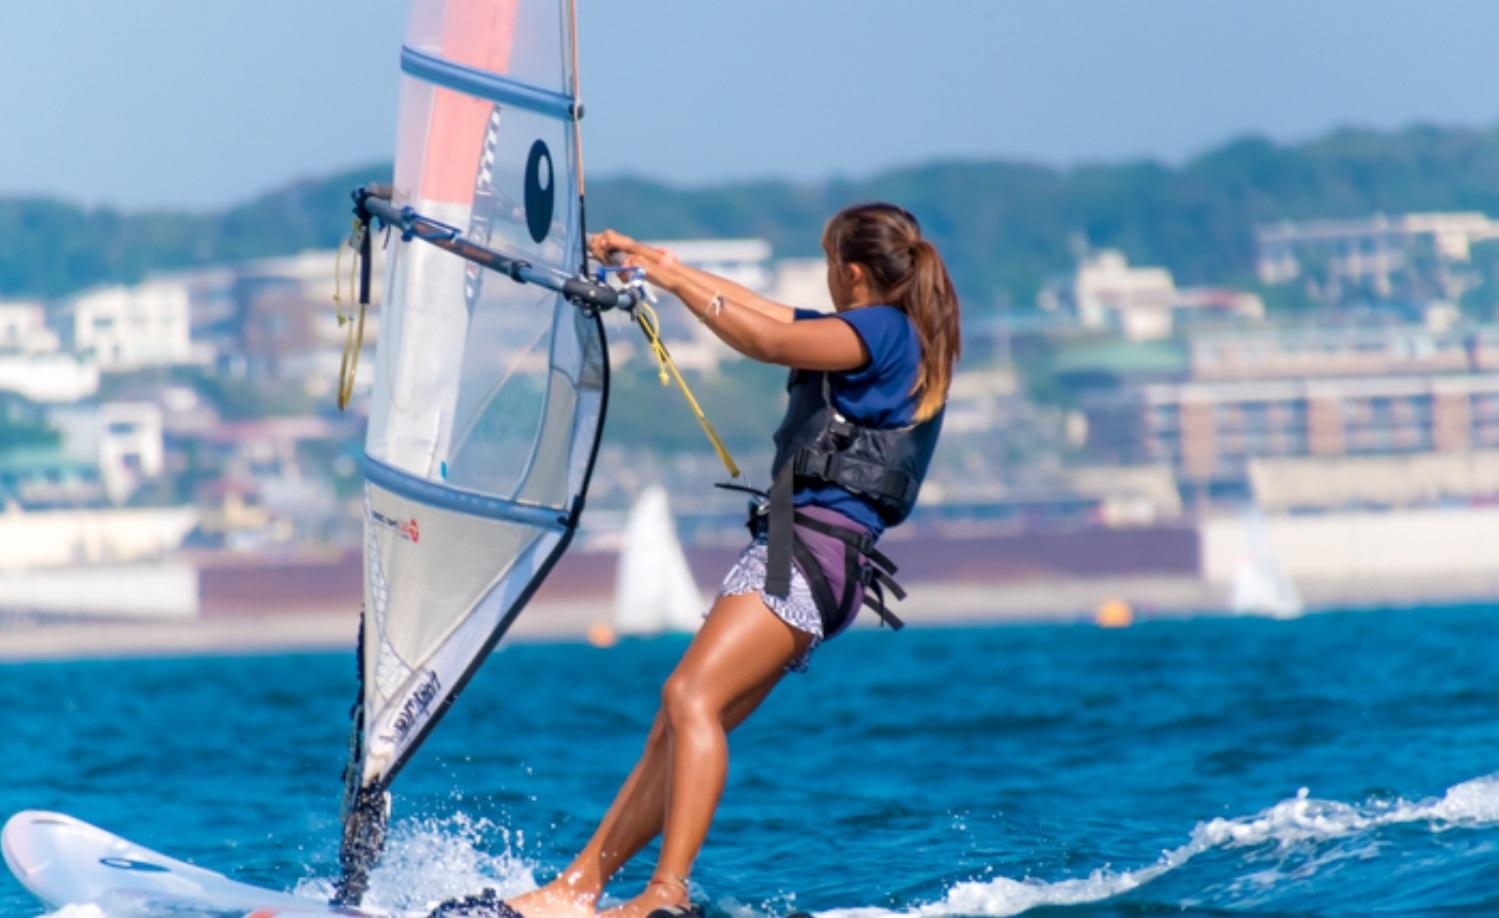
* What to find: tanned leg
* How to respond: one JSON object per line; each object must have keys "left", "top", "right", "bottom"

{"left": 599, "top": 593, "right": 813, "bottom": 918}
{"left": 508, "top": 601, "right": 797, "bottom": 918}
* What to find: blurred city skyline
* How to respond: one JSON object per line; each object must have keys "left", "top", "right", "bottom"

{"left": 6, "top": 1, "right": 1499, "bottom": 210}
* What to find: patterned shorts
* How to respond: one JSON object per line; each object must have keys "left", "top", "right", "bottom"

{"left": 718, "top": 539, "right": 823, "bottom": 673}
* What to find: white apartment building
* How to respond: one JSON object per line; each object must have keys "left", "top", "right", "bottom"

{"left": 0, "top": 301, "right": 61, "bottom": 354}
{"left": 1062, "top": 251, "right": 1266, "bottom": 341}
{"left": 1255, "top": 212, "right": 1499, "bottom": 300}
{"left": 0, "top": 300, "right": 98, "bottom": 402}
{"left": 69, "top": 281, "right": 194, "bottom": 371}
{"left": 0, "top": 354, "right": 100, "bottom": 403}
{"left": 1073, "top": 250, "right": 1178, "bottom": 341}
{"left": 49, "top": 401, "right": 166, "bottom": 504}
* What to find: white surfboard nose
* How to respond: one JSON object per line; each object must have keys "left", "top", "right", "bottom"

{"left": 4, "top": 808, "right": 338, "bottom": 914}
{"left": 2, "top": 810, "right": 73, "bottom": 880}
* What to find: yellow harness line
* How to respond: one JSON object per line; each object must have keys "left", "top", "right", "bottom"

{"left": 630, "top": 299, "right": 742, "bottom": 480}
{"left": 334, "top": 219, "right": 368, "bottom": 411}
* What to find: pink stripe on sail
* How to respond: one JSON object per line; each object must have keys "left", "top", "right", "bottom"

{"left": 420, "top": 0, "right": 520, "bottom": 205}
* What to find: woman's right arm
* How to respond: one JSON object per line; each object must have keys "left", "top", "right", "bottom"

{"left": 591, "top": 230, "right": 798, "bottom": 324}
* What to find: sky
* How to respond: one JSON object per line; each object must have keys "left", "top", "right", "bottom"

{"left": 5, "top": 1, "right": 1499, "bottom": 211}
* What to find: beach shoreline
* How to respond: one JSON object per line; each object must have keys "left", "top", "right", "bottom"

{"left": 4, "top": 571, "right": 1496, "bottom": 662}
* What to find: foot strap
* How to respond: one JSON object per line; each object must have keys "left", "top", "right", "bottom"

{"left": 426, "top": 888, "right": 527, "bottom": 918}
{"left": 645, "top": 907, "right": 705, "bottom": 918}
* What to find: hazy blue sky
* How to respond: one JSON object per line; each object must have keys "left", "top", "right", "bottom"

{"left": 5, "top": 1, "right": 1499, "bottom": 210}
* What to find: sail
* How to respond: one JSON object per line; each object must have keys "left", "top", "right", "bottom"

{"left": 614, "top": 486, "right": 704, "bottom": 635}
{"left": 353, "top": 0, "right": 604, "bottom": 806}
{"left": 1231, "top": 508, "right": 1303, "bottom": 619}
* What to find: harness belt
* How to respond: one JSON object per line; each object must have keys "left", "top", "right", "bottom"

{"left": 749, "top": 466, "right": 906, "bottom": 634}
{"left": 789, "top": 508, "right": 907, "bottom": 633}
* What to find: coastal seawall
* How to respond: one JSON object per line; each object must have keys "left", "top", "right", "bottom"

{"left": 2, "top": 508, "right": 1496, "bottom": 661}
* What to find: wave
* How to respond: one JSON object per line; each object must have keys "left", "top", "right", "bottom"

{"left": 293, "top": 811, "right": 539, "bottom": 915}
{"left": 42, "top": 778, "right": 1495, "bottom": 918}
{"left": 816, "top": 773, "right": 1499, "bottom": 918}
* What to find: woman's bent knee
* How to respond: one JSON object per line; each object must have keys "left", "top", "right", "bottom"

{"left": 661, "top": 674, "right": 713, "bottom": 728}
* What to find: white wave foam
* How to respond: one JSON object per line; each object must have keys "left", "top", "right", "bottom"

{"left": 817, "top": 773, "right": 1499, "bottom": 918}
{"left": 40, "top": 907, "right": 107, "bottom": 918}
{"left": 295, "top": 812, "right": 538, "bottom": 915}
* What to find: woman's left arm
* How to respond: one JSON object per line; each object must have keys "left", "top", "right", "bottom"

{"left": 642, "top": 259, "right": 867, "bottom": 372}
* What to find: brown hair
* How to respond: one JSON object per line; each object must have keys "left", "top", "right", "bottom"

{"left": 822, "top": 202, "right": 961, "bottom": 422}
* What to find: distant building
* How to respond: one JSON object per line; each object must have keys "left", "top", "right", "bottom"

{"left": 0, "top": 301, "right": 98, "bottom": 402}
{"left": 163, "top": 264, "right": 238, "bottom": 369}
{"left": 1255, "top": 212, "right": 1499, "bottom": 305}
{"left": 1059, "top": 251, "right": 1264, "bottom": 340}
{"left": 1247, "top": 450, "right": 1499, "bottom": 513}
{"left": 1083, "top": 373, "right": 1499, "bottom": 483}
{"left": 67, "top": 282, "right": 195, "bottom": 370}
{"left": 243, "top": 272, "right": 355, "bottom": 384}
{"left": 142, "top": 250, "right": 385, "bottom": 397}
{"left": 1184, "top": 324, "right": 1499, "bottom": 382}
{"left": 48, "top": 402, "right": 166, "bottom": 504}
{"left": 0, "top": 301, "right": 61, "bottom": 354}
{"left": 0, "top": 505, "right": 197, "bottom": 572}
{"left": 652, "top": 238, "right": 774, "bottom": 291}
{"left": 1185, "top": 323, "right": 1499, "bottom": 381}
{"left": 192, "top": 417, "right": 346, "bottom": 548}
{"left": 0, "top": 448, "right": 104, "bottom": 509}
{"left": 1172, "top": 287, "right": 1266, "bottom": 325}
{"left": 766, "top": 257, "right": 834, "bottom": 313}
{"left": 0, "top": 354, "right": 98, "bottom": 404}
{"left": 1072, "top": 250, "right": 1177, "bottom": 340}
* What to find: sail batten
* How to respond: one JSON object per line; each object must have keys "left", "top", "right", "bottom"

{"left": 401, "top": 46, "right": 578, "bottom": 121}
{"left": 362, "top": 453, "right": 571, "bottom": 529}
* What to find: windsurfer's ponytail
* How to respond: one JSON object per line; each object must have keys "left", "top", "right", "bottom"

{"left": 823, "top": 203, "right": 961, "bottom": 422}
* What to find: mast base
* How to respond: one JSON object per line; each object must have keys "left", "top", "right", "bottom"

{"left": 333, "top": 784, "right": 390, "bottom": 906}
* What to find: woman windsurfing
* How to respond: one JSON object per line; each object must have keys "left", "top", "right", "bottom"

{"left": 509, "top": 202, "right": 961, "bottom": 918}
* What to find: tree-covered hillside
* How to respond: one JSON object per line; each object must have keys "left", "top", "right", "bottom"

{"left": 9, "top": 124, "right": 1499, "bottom": 306}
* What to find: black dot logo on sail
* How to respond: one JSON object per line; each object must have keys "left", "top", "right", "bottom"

{"left": 524, "top": 139, "right": 554, "bottom": 244}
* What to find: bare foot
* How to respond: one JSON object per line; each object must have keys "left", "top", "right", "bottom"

{"left": 598, "top": 879, "right": 691, "bottom": 918}
{"left": 508, "top": 876, "right": 599, "bottom": 918}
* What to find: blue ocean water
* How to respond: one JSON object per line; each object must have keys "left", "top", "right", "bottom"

{"left": 4, "top": 604, "right": 1499, "bottom": 916}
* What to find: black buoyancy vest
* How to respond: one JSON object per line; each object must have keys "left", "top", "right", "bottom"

{"left": 770, "top": 370, "right": 943, "bottom": 525}
{"left": 760, "top": 369, "right": 943, "bottom": 632}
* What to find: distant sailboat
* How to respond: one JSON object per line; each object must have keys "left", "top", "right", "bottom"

{"left": 614, "top": 485, "right": 704, "bottom": 634}
{"left": 1232, "top": 509, "right": 1303, "bottom": 618}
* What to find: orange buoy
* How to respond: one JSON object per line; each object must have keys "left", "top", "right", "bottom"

{"left": 586, "top": 621, "right": 618, "bottom": 648}
{"left": 1094, "top": 599, "right": 1134, "bottom": 628}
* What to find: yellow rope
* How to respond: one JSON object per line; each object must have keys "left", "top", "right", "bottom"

{"left": 335, "top": 220, "right": 368, "bottom": 411}
{"left": 632, "top": 299, "right": 741, "bottom": 479}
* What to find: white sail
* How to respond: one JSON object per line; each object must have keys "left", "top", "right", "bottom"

{"left": 356, "top": 0, "right": 604, "bottom": 794}
{"left": 1231, "top": 510, "right": 1303, "bottom": 619}
{"left": 614, "top": 486, "right": 704, "bottom": 635}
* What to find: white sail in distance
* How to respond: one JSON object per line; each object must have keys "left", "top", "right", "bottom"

{"left": 338, "top": 2, "right": 607, "bottom": 899}
{"left": 1231, "top": 508, "right": 1304, "bottom": 619}
{"left": 614, "top": 485, "right": 704, "bottom": 635}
